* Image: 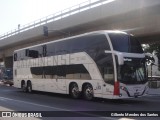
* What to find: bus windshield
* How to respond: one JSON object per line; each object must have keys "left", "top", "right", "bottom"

{"left": 109, "top": 33, "right": 143, "bottom": 53}
{"left": 117, "top": 58, "right": 147, "bottom": 84}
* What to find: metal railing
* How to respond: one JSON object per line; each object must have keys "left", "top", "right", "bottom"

{"left": 0, "top": 0, "right": 114, "bottom": 40}
{"left": 148, "top": 76, "right": 160, "bottom": 88}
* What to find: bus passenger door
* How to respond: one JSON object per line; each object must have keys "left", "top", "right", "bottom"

{"left": 102, "top": 67, "right": 114, "bottom": 99}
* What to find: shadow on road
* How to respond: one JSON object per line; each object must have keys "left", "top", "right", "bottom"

{"left": 16, "top": 89, "right": 146, "bottom": 106}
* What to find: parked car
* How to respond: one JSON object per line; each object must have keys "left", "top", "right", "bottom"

{"left": 2, "top": 68, "right": 13, "bottom": 86}
{"left": 3, "top": 79, "right": 13, "bottom": 86}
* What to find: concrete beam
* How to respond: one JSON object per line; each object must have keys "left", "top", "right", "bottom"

{"left": 0, "top": 0, "right": 160, "bottom": 59}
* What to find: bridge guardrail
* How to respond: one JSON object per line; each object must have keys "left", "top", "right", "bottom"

{"left": 0, "top": 0, "right": 113, "bottom": 40}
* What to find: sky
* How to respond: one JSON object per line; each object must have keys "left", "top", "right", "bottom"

{"left": 0, "top": 0, "right": 87, "bottom": 35}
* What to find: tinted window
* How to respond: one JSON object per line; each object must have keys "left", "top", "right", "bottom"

{"left": 66, "top": 64, "right": 91, "bottom": 79}
{"left": 70, "top": 35, "right": 110, "bottom": 53}
{"left": 24, "top": 46, "right": 43, "bottom": 59}
{"left": 46, "top": 34, "right": 110, "bottom": 56}
{"left": 97, "top": 54, "right": 114, "bottom": 85}
{"left": 31, "top": 67, "right": 43, "bottom": 75}
{"left": 27, "top": 50, "right": 39, "bottom": 58}
{"left": 16, "top": 34, "right": 110, "bottom": 61}
{"left": 109, "top": 33, "right": 143, "bottom": 53}
{"left": 14, "top": 53, "right": 17, "bottom": 61}
{"left": 109, "top": 33, "right": 129, "bottom": 52}
{"left": 130, "top": 36, "right": 143, "bottom": 53}
{"left": 16, "top": 50, "right": 26, "bottom": 61}
{"left": 46, "top": 43, "right": 56, "bottom": 56}
{"left": 30, "top": 64, "right": 91, "bottom": 80}
{"left": 29, "top": 46, "right": 43, "bottom": 58}
{"left": 55, "top": 41, "right": 70, "bottom": 55}
{"left": 118, "top": 58, "right": 147, "bottom": 84}
{"left": 57, "top": 65, "right": 66, "bottom": 78}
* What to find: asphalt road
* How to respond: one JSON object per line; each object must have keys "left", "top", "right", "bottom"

{"left": 0, "top": 84, "right": 160, "bottom": 120}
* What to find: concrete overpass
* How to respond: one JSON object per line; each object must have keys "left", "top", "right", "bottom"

{"left": 0, "top": 0, "right": 160, "bottom": 68}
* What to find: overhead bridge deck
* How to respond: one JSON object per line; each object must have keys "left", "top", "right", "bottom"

{"left": 0, "top": 0, "right": 160, "bottom": 66}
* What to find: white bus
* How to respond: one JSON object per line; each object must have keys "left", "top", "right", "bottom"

{"left": 13, "top": 30, "right": 148, "bottom": 100}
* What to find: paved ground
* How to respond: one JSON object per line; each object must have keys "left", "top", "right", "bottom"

{"left": 1, "top": 80, "right": 160, "bottom": 95}
{"left": 0, "top": 83, "right": 160, "bottom": 120}
{"left": 148, "top": 88, "right": 160, "bottom": 95}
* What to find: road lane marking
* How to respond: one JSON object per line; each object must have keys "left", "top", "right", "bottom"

{"left": 0, "top": 96, "right": 118, "bottom": 120}
{"left": 0, "top": 96, "right": 69, "bottom": 111}
{"left": 147, "top": 94, "right": 160, "bottom": 97}
{"left": 0, "top": 98, "right": 7, "bottom": 101}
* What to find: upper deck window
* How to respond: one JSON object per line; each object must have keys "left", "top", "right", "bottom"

{"left": 109, "top": 33, "right": 143, "bottom": 53}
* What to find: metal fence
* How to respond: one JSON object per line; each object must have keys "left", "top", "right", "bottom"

{"left": 0, "top": 0, "right": 114, "bottom": 40}
{"left": 148, "top": 77, "right": 160, "bottom": 88}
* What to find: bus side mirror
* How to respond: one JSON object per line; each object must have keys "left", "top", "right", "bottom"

{"left": 145, "top": 53, "right": 155, "bottom": 66}
{"left": 117, "top": 53, "right": 124, "bottom": 65}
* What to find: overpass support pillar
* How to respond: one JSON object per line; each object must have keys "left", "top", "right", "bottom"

{"left": 4, "top": 56, "right": 13, "bottom": 68}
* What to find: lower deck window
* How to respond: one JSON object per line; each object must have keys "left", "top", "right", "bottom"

{"left": 30, "top": 64, "right": 91, "bottom": 80}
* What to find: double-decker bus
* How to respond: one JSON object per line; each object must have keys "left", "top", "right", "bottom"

{"left": 13, "top": 30, "right": 148, "bottom": 100}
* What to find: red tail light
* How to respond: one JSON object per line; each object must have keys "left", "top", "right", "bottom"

{"left": 114, "top": 81, "right": 120, "bottom": 95}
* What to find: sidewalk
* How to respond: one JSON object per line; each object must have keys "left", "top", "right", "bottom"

{"left": 148, "top": 88, "right": 160, "bottom": 95}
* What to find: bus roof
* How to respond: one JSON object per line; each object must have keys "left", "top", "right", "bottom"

{"left": 14, "top": 30, "right": 127, "bottom": 52}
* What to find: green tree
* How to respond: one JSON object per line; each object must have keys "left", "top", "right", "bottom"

{"left": 144, "top": 43, "right": 160, "bottom": 55}
{"left": 144, "top": 43, "right": 160, "bottom": 70}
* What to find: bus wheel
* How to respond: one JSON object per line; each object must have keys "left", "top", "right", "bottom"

{"left": 83, "top": 84, "right": 93, "bottom": 100}
{"left": 27, "top": 82, "right": 32, "bottom": 93}
{"left": 21, "top": 82, "right": 27, "bottom": 92}
{"left": 70, "top": 83, "right": 80, "bottom": 99}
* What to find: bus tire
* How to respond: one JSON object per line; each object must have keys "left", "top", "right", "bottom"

{"left": 21, "top": 81, "right": 27, "bottom": 92}
{"left": 69, "top": 83, "right": 80, "bottom": 99}
{"left": 83, "top": 84, "right": 93, "bottom": 100}
{"left": 27, "top": 82, "right": 32, "bottom": 93}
